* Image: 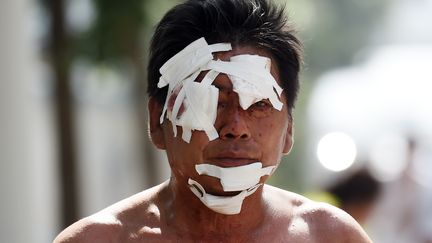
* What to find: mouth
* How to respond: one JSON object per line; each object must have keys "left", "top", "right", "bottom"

{"left": 204, "top": 142, "right": 261, "bottom": 167}
{"left": 207, "top": 155, "right": 258, "bottom": 167}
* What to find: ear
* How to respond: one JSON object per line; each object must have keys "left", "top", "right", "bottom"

{"left": 148, "top": 97, "right": 166, "bottom": 150}
{"left": 282, "top": 118, "right": 294, "bottom": 154}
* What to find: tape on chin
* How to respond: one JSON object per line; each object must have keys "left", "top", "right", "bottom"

{"left": 188, "top": 178, "right": 261, "bottom": 215}
{"left": 195, "top": 162, "right": 276, "bottom": 191}
{"left": 188, "top": 162, "right": 276, "bottom": 214}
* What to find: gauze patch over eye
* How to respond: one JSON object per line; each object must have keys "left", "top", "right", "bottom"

{"left": 158, "top": 38, "right": 231, "bottom": 142}
{"left": 168, "top": 78, "right": 220, "bottom": 142}
{"left": 157, "top": 37, "right": 284, "bottom": 143}
{"left": 207, "top": 55, "right": 283, "bottom": 111}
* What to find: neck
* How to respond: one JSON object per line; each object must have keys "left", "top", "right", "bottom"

{"left": 161, "top": 177, "right": 267, "bottom": 238}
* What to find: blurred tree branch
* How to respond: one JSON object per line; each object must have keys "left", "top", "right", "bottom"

{"left": 74, "top": 0, "right": 158, "bottom": 186}
{"left": 43, "top": 0, "right": 79, "bottom": 228}
{"left": 41, "top": 0, "right": 174, "bottom": 228}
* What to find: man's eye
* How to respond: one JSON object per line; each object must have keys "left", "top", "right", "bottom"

{"left": 247, "top": 99, "right": 274, "bottom": 118}
{"left": 253, "top": 100, "right": 271, "bottom": 108}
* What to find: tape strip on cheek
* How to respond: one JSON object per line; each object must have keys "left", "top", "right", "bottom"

{"left": 195, "top": 162, "right": 276, "bottom": 191}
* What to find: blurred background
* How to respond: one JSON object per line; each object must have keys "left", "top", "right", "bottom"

{"left": 1, "top": 0, "right": 431, "bottom": 242}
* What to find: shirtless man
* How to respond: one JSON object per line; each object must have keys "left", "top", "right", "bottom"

{"left": 54, "top": 0, "right": 372, "bottom": 242}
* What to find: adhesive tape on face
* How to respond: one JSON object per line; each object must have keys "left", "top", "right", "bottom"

{"left": 158, "top": 38, "right": 231, "bottom": 143}
{"left": 188, "top": 162, "right": 276, "bottom": 214}
{"left": 157, "top": 37, "right": 285, "bottom": 143}
{"left": 195, "top": 162, "right": 276, "bottom": 191}
{"left": 207, "top": 55, "right": 283, "bottom": 111}
{"left": 188, "top": 179, "right": 261, "bottom": 215}
{"left": 158, "top": 37, "right": 231, "bottom": 89}
{"left": 169, "top": 79, "right": 220, "bottom": 142}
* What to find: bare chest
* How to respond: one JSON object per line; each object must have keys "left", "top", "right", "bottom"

{"left": 115, "top": 221, "right": 326, "bottom": 243}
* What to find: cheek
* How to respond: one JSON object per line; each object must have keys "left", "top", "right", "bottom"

{"left": 163, "top": 124, "right": 210, "bottom": 171}
{"left": 254, "top": 116, "right": 289, "bottom": 161}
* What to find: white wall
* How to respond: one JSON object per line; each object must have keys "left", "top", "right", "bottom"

{"left": 0, "top": 0, "right": 59, "bottom": 242}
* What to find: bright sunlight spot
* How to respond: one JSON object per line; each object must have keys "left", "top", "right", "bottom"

{"left": 317, "top": 132, "right": 357, "bottom": 172}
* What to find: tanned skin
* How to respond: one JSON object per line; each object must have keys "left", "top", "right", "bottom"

{"left": 54, "top": 46, "right": 372, "bottom": 243}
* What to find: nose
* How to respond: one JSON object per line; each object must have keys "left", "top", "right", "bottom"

{"left": 217, "top": 104, "right": 251, "bottom": 140}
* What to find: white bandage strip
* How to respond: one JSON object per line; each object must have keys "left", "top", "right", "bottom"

{"left": 207, "top": 55, "right": 283, "bottom": 111}
{"left": 167, "top": 70, "right": 220, "bottom": 141}
{"left": 158, "top": 38, "right": 231, "bottom": 143}
{"left": 188, "top": 179, "right": 261, "bottom": 215}
{"left": 157, "top": 37, "right": 285, "bottom": 143}
{"left": 158, "top": 38, "right": 231, "bottom": 89}
{"left": 181, "top": 81, "right": 219, "bottom": 141}
{"left": 195, "top": 162, "right": 276, "bottom": 191}
{"left": 159, "top": 70, "right": 201, "bottom": 125}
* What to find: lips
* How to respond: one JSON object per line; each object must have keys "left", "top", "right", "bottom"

{"left": 203, "top": 140, "right": 261, "bottom": 167}
{"left": 211, "top": 159, "right": 257, "bottom": 167}
{"left": 206, "top": 151, "right": 259, "bottom": 167}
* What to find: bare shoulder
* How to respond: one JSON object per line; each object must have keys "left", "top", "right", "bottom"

{"left": 296, "top": 200, "right": 372, "bottom": 242}
{"left": 53, "top": 212, "right": 122, "bottom": 243}
{"left": 264, "top": 185, "right": 372, "bottom": 243}
{"left": 53, "top": 182, "right": 167, "bottom": 243}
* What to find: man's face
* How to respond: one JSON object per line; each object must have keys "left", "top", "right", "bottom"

{"left": 150, "top": 45, "right": 293, "bottom": 195}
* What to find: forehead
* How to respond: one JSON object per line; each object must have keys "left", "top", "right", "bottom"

{"left": 214, "top": 45, "right": 271, "bottom": 59}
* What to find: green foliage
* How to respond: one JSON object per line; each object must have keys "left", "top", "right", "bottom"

{"left": 303, "top": 0, "right": 389, "bottom": 77}
{"left": 74, "top": 0, "right": 146, "bottom": 63}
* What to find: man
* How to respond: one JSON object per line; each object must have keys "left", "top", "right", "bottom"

{"left": 54, "top": 0, "right": 372, "bottom": 242}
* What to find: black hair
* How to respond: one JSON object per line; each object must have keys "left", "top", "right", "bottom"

{"left": 328, "top": 169, "right": 381, "bottom": 205}
{"left": 147, "top": 0, "right": 303, "bottom": 114}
